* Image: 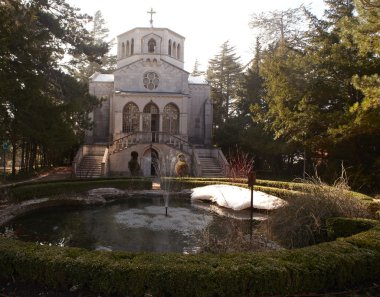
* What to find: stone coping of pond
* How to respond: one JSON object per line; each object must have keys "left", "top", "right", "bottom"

{"left": 0, "top": 187, "right": 191, "bottom": 226}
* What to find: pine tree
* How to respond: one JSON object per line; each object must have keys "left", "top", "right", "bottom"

{"left": 73, "top": 10, "right": 116, "bottom": 82}
{"left": 191, "top": 59, "right": 205, "bottom": 76}
{"left": 238, "top": 37, "right": 265, "bottom": 117}
{"left": 0, "top": 0, "right": 107, "bottom": 173}
{"left": 207, "top": 41, "right": 243, "bottom": 127}
{"left": 250, "top": 0, "right": 380, "bottom": 189}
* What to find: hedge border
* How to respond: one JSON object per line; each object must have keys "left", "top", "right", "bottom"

{"left": 161, "top": 178, "right": 380, "bottom": 214}
{"left": 1, "top": 177, "right": 380, "bottom": 296}
{"left": 0, "top": 224, "right": 379, "bottom": 296}
{"left": 2, "top": 178, "right": 152, "bottom": 203}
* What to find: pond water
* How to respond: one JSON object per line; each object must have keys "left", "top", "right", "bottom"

{"left": 1, "top": 196, "right": 260, "bottom": 253}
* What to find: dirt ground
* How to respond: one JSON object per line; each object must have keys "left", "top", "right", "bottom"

{"left": 35, "top": 166, "right": 73, "bottom": 181}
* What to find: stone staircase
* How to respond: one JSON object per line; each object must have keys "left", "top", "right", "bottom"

{"left": 198, "top": 156, "right": 225, "bottom": 177}
{"left": 76, "top": 155, "right": 104, "bottom": 178}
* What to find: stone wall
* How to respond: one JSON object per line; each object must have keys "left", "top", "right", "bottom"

{"left": 114, "top": 59, "right": 189, "bottom": 94}
{"left": 87, "top": 81, "right": 114, "bottom": 143}
{"left": 188, "top": 84, "right": 212, "bottom": 145}
{"left": 109, "top": 144, "right": 192, "bottom": 177}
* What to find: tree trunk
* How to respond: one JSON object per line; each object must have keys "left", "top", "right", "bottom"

{"left": 11, "top": 142, "right": 17, "bottom": 176}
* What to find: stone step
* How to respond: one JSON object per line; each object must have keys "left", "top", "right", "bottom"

{"left": 200, "top": 155, "right": 224, "bottom": 177}
{"left": 76, "top": 155, "right": 103, "bottom": 178}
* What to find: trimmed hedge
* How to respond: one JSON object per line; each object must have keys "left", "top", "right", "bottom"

{"left": 326, "top": 217, "right": 380, "bottom": 240}
{"left": 161, "top": 177, "right": 376, "bottom": 205}
{"left": 6, "top": 178, "right": 152, "bottom": 202}
{"left": 1, "top": 176, "right": 379, "bottom": 296}
{"left": 0, "top": 225, "right": 379, "bottom": 296}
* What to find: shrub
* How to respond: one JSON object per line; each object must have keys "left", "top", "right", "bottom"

{"left": 198, "top": 220, "right": 281, "bottom": 253}
{"left": 7, "top": 178, "right": 152, "bottom": 202}
{"left": 0, "top": 226, "right": 380, "bottom": 296}
{"left": 261, "top": 181, "right": 374, "bottom": 248}
{"left": 326, "top": 217, "right": 379, "bottom": 240}
{"left": 226, "top": 148, "right": 255, "bottom": 179}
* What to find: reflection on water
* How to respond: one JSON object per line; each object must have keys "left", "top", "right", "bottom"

{"left": 1, "top": 196, "right": 258, "bottom": 253}
{"left": 115, "top": 206, "right": 212, "bottom": 234}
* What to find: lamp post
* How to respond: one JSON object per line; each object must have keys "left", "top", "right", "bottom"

{"left": 248, "top": 169, "right": 256, "bottom": 240}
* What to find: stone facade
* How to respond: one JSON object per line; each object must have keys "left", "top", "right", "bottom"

{"left": 85, "top": 26, "right": 215, "bottom": 176}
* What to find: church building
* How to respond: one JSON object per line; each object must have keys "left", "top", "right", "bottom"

{"left": 73, "top": 12, "right": 228, "bottom": 178}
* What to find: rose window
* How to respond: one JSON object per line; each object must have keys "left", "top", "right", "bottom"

{"left": 143, "top": 72, "right": 159, "bottom": 90}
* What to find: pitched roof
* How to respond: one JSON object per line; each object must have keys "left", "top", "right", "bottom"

{"left": 188, "top": 75, "right": 208, "bottom": 84}
{"left": 90, "top": 72, "right": 114, "bottom": 82}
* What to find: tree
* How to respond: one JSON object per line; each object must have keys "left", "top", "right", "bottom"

{"left": 73, "top": 10, "right": 116, "bottom": 82}
{"left": 337, "top": 0, "right": 380, "bottom": 137}
{"left": 237, "top": 38, "right": 265, "bottom": 117}
{"left": 249, "top": 5, "right": 309, "bottom": 50}
{"left": 191, "top": 59, "right": 205, "bottom": 76}
{"left": 207, "top": 41, "right": 243, "bottom": 128}
{"left": 0, "top": 0, "right": 107, "bottom": 174}
{"left": 248, "top": 0, "right": 380, "bottom": 190}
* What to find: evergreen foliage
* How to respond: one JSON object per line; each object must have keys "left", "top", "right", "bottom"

{"left": 241, "top": 0, "right": 380, "bottom": 191}
{"left": 73, "top": 10, "right": 116, "bottom": 82}
{"left": 0, "top": 1, "right": 109, "bottom": 175}
{"left": 191, "top": 59, "right": 205, "bottom": 76}
{"left": 207, "top": 41, "right": 243, "bottom": 127}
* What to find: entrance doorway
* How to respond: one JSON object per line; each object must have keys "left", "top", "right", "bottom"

{"left": 151, "top": 148, "right": 159, "bottom": 176}
{"left": 142, "top": 148, "right": 159, "bottom": 176}
{"left": 143, "top": 103, "right": 160, "bottom": 143}
{"left": 151, "top": 114, "right": 159, "bottom": 142}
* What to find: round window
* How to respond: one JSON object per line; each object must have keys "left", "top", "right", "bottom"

{"left": 143, "top": 72, "right": 159, "bottom": 90}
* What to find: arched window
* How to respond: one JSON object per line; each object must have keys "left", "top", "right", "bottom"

{"left": 126, "top": 40, "right": 130, "bottom": 56}
{"left": 177, "top": 44, "right": 181, "bottom": 59}
{"left": 131, "top": 38, "right": 134, "bottom": 55}
{"left": 163, "top": 103, "right": 179, "bottom": 134}
{"left": 168, "top": 39, "right": 172, "bottom": 56}
{"left": 122, "top": 102, "right": 139, "bottom": 133}
{"left": 148, "top": 38, "right": 156, "bottom": 53}
{"left": 143, "top": 102, "right": 159, "bottom": 114}
{"left": 121, "top": 42, "right": 125, "bottom": 58}
{"left": 172, "top": 42, "right": 176, "bottom": 59}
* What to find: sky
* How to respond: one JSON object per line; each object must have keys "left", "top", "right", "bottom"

{"left": 66, "top": 0, "right": 325, "bottom": 73}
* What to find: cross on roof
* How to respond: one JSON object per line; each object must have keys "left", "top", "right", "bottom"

{"left": 147, "top": 8, "right": 156, "bottom": 28}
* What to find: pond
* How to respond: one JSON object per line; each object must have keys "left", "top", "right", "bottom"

{"left": 1, "top": 195, "right": 264, "bottom": 253}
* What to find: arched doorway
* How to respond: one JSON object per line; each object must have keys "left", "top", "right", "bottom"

{"left": 143, "top": 147, "right": 159, "bottom": 176}
{"left": 143, "top": 102, "right": 159, "bottom": 142}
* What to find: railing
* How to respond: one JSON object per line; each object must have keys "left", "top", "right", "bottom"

{"left": 101, "top": 147, "right": 109, "bottom": 176}
{"left": 216, "top": 148, "right": 230, "bottom": 176}
{"left": 72, "top": 146, "right": 85, "bottom": 177}
{"left": 109, "top": 132, "right": 192, "bottom": 155}
{"left": 192, "top": 151, "right": 202, "bottom": 177}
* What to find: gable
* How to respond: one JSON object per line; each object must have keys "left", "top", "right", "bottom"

{"left": 114, "top": 59, "right": 189, "bottom": 94}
